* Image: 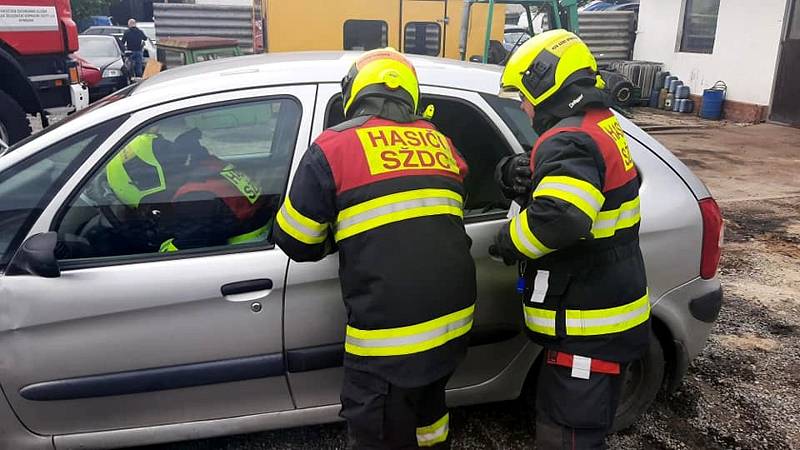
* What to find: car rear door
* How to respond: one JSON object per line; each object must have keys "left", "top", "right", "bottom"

{"left": 0, "top": 85, "right": 316, "bottom": 435}
{"left": 283, "top": 84, "right": 528, "bottom": 409}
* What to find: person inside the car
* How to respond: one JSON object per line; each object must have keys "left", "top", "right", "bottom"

{"left": 90, "top": 126, "right": 276, "bottom": 256}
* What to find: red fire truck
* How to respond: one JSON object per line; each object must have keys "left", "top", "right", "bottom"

{"left": 0, "top": 0, "right": 89, "bottom": 147}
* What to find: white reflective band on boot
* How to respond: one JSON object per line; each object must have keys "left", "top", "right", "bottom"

{"left": 417, "top": 413, "right": 449, "bottom": 447}
{"left": 571, "top": 355, "right": 592, "bottom": 380}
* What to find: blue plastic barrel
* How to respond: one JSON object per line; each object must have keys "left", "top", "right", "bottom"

{"left": 664, "top": 75, "right": 677, "bottom": 90}
{"left": 700, "top": 81, "right": 726, "bottom": 120}
{"left": 669, "top": 79, "right": 683, "bottom": 94}
{"left": 677, "top": 85, "right": 691, "bottom": 99}
{"left": 680, "top": 99, "right": 695, "bottom": 114}
{"left": 649, "top": 89, "right": 660, "bottom": 108}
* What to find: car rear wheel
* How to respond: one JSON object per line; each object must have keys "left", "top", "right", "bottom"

{"left": 612, "top": 330, "right": 665, "bottom": 431}
{"left": 0, "top": 90, "right": 33, "bottom": 146}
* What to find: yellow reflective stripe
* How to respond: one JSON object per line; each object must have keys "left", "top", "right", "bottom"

{"left": 592, "top": 197, "right": 641, "bottom": 239}
{"left": 509, "top": 211, "right": 553, "bottom": 260}
{"left": 344, "top": 304, "right": 474, "bottom": 357}
{"left": 159, "top": 238, "right": 178, "bottom": 253}
{"left": 276, "top": 197, "right": 329, "bottom": 245}
{"left": 417, "top": 413, "right": 449, "bottom": 447}
{"left": 334, "top": 189, "right": 463, "bottom": 242}
{"left": 523, "top": 305, "right": 557, "bottom": 336}
{"left": 337, "top": 189, "right": 462, "bottom": 221}
{"left": 533, "top": 175, "right": 605, "bottom": 222}
{"left": 565, "top": 292, "right": 651, "bottom": 336}
{"left": 228, "top": 223, "right": 271, "bottom": 245}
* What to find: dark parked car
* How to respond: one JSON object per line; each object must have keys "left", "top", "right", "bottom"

{"left": 76, "top": 35, "right": 130, "bottom": 100}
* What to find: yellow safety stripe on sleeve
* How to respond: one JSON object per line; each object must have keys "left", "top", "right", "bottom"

{"left": 417, "top": 413, "right": 450, "bottom": 447}
{"left": 334, "top": 189, "right": 463, "bottom": 242}
{"left": 275, "top": 197, "right": 329, "bottom": 245}
{"left": 533, "top": 175, "right": 605, "bottom": 223}
{"left": 591, "top": 196, "right": 641, "bottom": 239}
{"left": 522, "top": 305, "right": 557, "bottom": 336}
{"left": 159, "top": 238, "right": 178, "bottom": 253}
{"left": 565, "top": 292, "right": 650, "bottom": 336}
{"left": 509, "top": 211, "right": 554, "bottom": 260}
{"left": 344, "top": 304, "right": 474, "bottom": 357}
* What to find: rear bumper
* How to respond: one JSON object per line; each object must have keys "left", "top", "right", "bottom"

{"left": 652, "top": 277, "right": 722, "bottom": 392}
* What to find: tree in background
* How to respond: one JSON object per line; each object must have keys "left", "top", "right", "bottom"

{"left": 71, "top": 0, "right": 112, "bottom": 26}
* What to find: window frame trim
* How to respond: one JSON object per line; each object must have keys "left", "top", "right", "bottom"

{"left": 50, "top": 94, "right": 306, "bottom": 271}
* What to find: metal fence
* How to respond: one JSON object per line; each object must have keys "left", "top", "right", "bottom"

{"left": 153, "top": 3, "right": 255, "bottom": 54}
{"left": 540, "top": 11, "right": 637, "bottom": 66}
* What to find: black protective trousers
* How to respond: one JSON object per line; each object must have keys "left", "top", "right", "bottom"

{"left": 340, "top": 368, "right": 452, "bottom": 449}
{"left": 535, "top": 360, "right": 628, "bottom": 450}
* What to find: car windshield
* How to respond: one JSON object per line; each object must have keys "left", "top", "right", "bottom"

{"left": 79, "top": 37, "right": 120, "bottom": 58}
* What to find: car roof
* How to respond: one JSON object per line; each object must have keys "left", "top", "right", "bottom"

{"left": 129, "top": 51, "right": 503, "bottom": 105}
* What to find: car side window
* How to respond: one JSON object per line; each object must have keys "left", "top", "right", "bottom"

{"left": 324, "top": 95, "right": 513, "bottom": 221}
{"left": 54, "top": 98, "right": 302, "bottom": 261}
{"left": 0, "top": 120, "right": 123, "bottom": 271}
{"left": 481, "top": 93, "right": 538, "bottom": 152}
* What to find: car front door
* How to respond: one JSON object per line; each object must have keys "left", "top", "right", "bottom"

{"left": 0, "top": 85, "right": 315, "bottom": 436}
{"left": 283, "top": 84, "right": 529, "bottom": 409}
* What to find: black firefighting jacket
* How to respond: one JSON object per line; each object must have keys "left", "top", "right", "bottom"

{"left": 274, "top": 110, "right": 476, "bottom": 387}
{"left": 495, "top": 97, "right": 650, "bottom": 362}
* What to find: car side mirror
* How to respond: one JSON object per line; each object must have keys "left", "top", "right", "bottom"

{"left": 6, "top": 232, "right": 61, "bottom": 278}
{"left": 143, "top": 49, "right": 150, "bottom": 58}
{"left": 469, "top": 55, "right": 483, "bottom": 63}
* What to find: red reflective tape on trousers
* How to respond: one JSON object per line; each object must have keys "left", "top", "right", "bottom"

{"left": 546, "top": 350, "right": 621, "bottom": 375}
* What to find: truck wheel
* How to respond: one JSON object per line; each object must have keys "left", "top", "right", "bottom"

{"left": 611, "top": 330, "right": 665, "bottom": 432}
{"left": 0, "top": 90, "right": 33, "bottom": 146}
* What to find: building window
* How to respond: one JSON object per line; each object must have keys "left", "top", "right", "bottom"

{"left": 343, "top": 20, "right": 388, "bottom": 51}
{"left": 679, "top": 0, "right": 721, "bottom": 54}
{"left": 404, "top": 22, "right": 442, "bottom": 56}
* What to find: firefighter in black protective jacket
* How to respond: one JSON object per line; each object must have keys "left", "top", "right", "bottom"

{"left": 274, "top": 48, "right": 476, "bottom": 449}
{"left": 489, "top": 30, "right": 651, "bottom": 449}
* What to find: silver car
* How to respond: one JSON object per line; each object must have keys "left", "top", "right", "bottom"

{"left": 0, "top": 53, "right": 723, "bottom": 450}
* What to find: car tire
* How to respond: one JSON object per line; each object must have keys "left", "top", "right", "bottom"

{"left": 611, "top": 330, "right": 665, "bottom": 432}
{"left": 0, "top": 90, "right": 33, "bottom": 146}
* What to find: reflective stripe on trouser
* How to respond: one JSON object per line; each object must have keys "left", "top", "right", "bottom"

{"left": 533, "top": 175, "right": 605, "bottom": 223}
{"left": 334, "top": 188, "right": 463, "bottom": 242}
{"left": 524, "top": 292, "right": 650, "bottom": 337}
{"left": 276, "top": 197, "right": 328, "bottom": 244}
{"left": 417, "top": 413, "right": 449, "bottom": 447}
{"left": 591, "top": 196, "right": 641, "bottom": 239}
{"left": 344, "top": 304, "right": 475, "bottom": 357}
{"left": 509, "top": 210, "right": 554, "bottom": 260}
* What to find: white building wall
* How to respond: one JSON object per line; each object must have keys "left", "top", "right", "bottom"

{"left": 633, "top": 0, "right": 787, "bottom": 106}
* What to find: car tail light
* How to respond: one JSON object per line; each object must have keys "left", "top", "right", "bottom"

{"left": 699, "top": 198, "right": 723, "bottom": 279}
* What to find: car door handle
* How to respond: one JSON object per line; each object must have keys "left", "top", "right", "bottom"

{"left": 221, "top": 279, "right": 274, "bottom": 302}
